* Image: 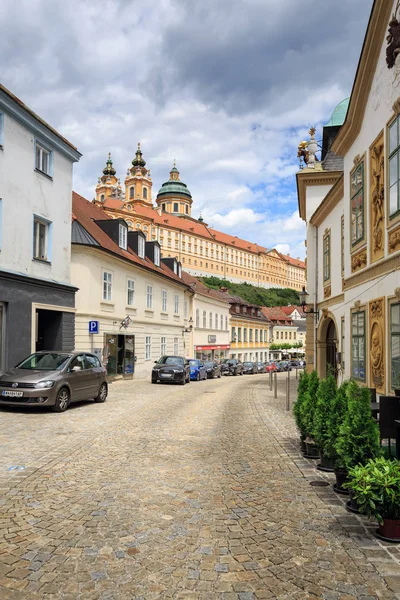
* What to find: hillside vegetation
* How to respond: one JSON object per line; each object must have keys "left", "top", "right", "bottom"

{"left": 199, "top": 276, "right": 300, "bottom": 307}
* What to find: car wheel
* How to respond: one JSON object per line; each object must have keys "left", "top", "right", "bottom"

{"left": 196, "top": 372, "right": 200, "bottom": 381}
{"left": 152, "top": 378, "right": 158, "bottom": 384}
{"left": 218, "top": 372, "right": 221, "bottom": 378}
{"left": 52, "top": 387, "right": 70, "bottom": 413}
{"left": 94, "top": 382, "right": 108, "bottom": 403}
{"left": 180, "top": 375, "right": 186, "bottom": 385}
{"left": 186, "top": 373, "right": 190, "bottom": 383}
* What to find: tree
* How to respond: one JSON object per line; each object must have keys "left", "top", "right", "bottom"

{"left": 293, "top": 370, "right": 309, "bottom": 436}
{"left": 325, "top": 380, "right": 350, "bottom": 464}
{"left": 299, "top": 370, "right": 319, "bottom": 439}
{"left": 313, "top": 375, "right": 337, "bottom": 458}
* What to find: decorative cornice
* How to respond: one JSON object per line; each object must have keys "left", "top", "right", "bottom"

{"left": 317, "top": 293, "right": 345, "bottom": 310}
{"left": 344, "top": 252, "right": 400, "bottom": 289}
{"left": 332, "top": 1, "right": 393, "bottom": 155}
{"left": 297, "top": 170, "right": 343, "bottom": 222}
{"left": 310, "top": 175, "right": 344, "bottom": 227}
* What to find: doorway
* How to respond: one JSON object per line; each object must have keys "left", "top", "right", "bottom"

{"left": 36, "top": 309, "right": 63, "bottom": 351}
{"left": 326, "top": 320, "right": 337, "bottom": 376}
{"left": 317, "top": 314, "right": 338, "bottom": 378}
{"left": 104, "top": 334, "right": 135, "bottom": 378}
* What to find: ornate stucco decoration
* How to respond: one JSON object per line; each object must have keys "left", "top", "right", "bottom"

{"left": 393, "top": 97, "right": 400, "bottom": 115}
{"left": 395, "top": 287, "right": 400, "bottom": 299}
{"left": 370, "top": 134, "right": 385, "bottom": 262}
{"left": 351, "top": 248, "right": 367, "bottom": 273}
{"left": 387, "top": 2, "right": 400, "bottom": 70}
{"left": 354, "top": 300, "right": 361, "bottom": 310}
{"left": 353, "top": 154, "right": 362, "bottom": 168}
{"left": 297, "top": 141, "right": 309, "bottom": 168}
{"left": 321, "top": 308, "right": 329, "bottom": 320}
{"left": 369, "top": 298, "right": 385, "bottom": 392}
{"left": 324, "top": 285, "right": 331, "bottom": 300}
{"left": 389, "top": 225, "right": 400, "bottom": 253}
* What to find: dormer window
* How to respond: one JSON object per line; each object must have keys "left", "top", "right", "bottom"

{"left": 178, "top": 264, "right": 182, "bottom": 278}
{"left": 119, "top": 224, "right": 127, "bottom": 250}
{"left": 138, "top": 235, "right": 145, "bottom": 258}
{"left": 154, "top": 245, "right": 160, "bottom": 267}
{"left": 243, "top": 306, "right": 247, "bottom": 314}
{"left": 129, "top": 186, "right": 135, "bottom": 199}
{"left": 173, "top": 261, "right": 177, "bottom": 274}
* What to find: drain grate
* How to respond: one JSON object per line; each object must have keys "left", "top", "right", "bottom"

{"left": 309, "top": 480, "right": 329, "bottom": 487}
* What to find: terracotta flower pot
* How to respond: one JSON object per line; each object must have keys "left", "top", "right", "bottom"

{"left": 379, "top": 519, "right": 400, "bottom": 541}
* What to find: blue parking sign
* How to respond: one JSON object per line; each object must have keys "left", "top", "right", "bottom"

{"left": 89, "top": 320, "right": 99, "bottom": 334}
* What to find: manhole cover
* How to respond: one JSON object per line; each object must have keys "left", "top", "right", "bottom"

{"left": 309, "top": 480, "right": 329, "bottom": 487}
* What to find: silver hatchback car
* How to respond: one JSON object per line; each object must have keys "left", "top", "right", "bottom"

{"left": 0, "top": 351, "right": 108, "bottom": 413}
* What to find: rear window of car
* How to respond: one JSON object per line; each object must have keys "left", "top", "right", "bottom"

{"left": 189, "top": 360, "right": 199, "bottom": 366}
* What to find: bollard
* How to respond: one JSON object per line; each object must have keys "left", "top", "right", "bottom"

{"left": 269, "top": 370, "right": 273, "bottom": 391}
{"left": 286, "top": 377, "right": 290, "bottom": 411}
{"left": 274, "top": 372, "right": 277, "bottom": 399}
{"left": 296, "top": 367, "right": 298, "bottom": 380}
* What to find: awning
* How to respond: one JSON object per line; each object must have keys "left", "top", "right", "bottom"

{"left": 196, "top": 345, "right": 231, "bottom": 351}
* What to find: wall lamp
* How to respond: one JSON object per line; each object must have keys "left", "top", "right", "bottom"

{"left": 183, "top": 317, "right": 193, "bottom": 334}
{"left": 299, "top": 286, "right": 319, "bottom": 315}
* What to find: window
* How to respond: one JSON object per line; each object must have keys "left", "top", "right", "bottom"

{"left": 389, "top": 116, "right": 400, "bottom": 217}
{"left": 146, "top": 285, "right": 153, "bottom": 309}
{"left": 352, "top": 311, "right": 366, "bottom": 381}
{"left": 138, "top": 235, "right": 145, "bottom": 258}
{"left": 209, "top": 312, "right": 213, "bottom": 328}
{"left": 161, "top": 336, "right": 166, "bottom": 356}
{"left": 341, "top": 317, "right": 345, "bottom": 370}
{"left": 285, "top": 331, "right": 288, "bottom": 339}
{"left": 203, "top": 311, "right": 207, "bottom": 328}
{"left": 35, "top": 141, "right": 52, "bottom": 176}
{"left": 244, "top": 328, "right": 248, "bottom": 342}
{"left": 33, "top": 217, "right": 51, "bottom": 261}
{"left": 173, "top": 202, "right": 179, "bottom": 212}
{"left": 162, "top": 290, "right": 167, "bottom": 312}
{"left": 196, "top": 308, "right": 200, "bottom": 327}
{"left": 143, "top": 187, "right": 148, "bottom": 200}
{"left": 174, "top": 294, "right": 179, "bottom": 314}
{"left": 162, "top": 203, "right": 166, "bottom": 211}
{"left": 289, "top": 332, "right": 292, "bottom": 340}
{"left": 249, "top": 329, "right": 253, "bottom": 343}
{"left": 231, "top": 327, "right": 236, "bottom": 342}
{"left": 154, "top": 245, "right": 160, "bottom": 266}
{"left": 129, "top": 186, "right": 135, "bottom": 199}
{"left": 238, "top": 327, "right": 242, "bottom": 342}
{"left": 185, "top": 205, "right": 189, "bottom": 214}
{"left": 294, "top": 332, "right": 297, "bottom": 340}
{"left": 103, "top": 271, "right": 112, "bottom": 301}
{"left": 220, "top": 315, "right": 223, "bottom": 330}
{"left": 225, "top": 315, "right": 228, "bottom": 330}
{"left": 215, "top": 313, "right": 218, "bottom": 328}
{"left": 323, "top": 231, "right": 330, "bottom": 282}
{"left": 390, "top": 303, "right": 400, "bottom": 390}
{"left": 119, "top": 224, "right": 127, "bottom": 249}
{"left": 255, "top": 330, "right": 258, "bottom": 343}
{"left": 350, "top": 162, "right": 364, "bottom": 244}
{"left": 127, "top": 279, "right": 135, "bottom": 305}
{"left": 264, "top": 330, "right": 267, "bottom": 342}
{"left": 145, "top": 336, "right": 151, "bottom": 360}
{"left": 341, "top": 215, "right": 344, "bottom": 276}
{"left": 0, "top": 112, "right": 3, "bottom": 147}
{"left": 174, "top": 337, "right": 179, "bottom": 355}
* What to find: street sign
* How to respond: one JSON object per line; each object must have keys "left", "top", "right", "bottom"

{"left": 208, "top": 335, "right": 217, "bottom": 343}
{"left": 89, "top": 320, "right": 99, "bottom": 334}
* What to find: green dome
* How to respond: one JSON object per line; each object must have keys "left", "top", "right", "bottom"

{"left": 157, "top": 180, "right": 192, "bottom": 198}
{"left": 325, "top": 98, "right": 349, "bottom": 127}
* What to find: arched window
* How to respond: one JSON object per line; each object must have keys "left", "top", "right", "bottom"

{"left": 129, "top": 186, "right": 134, "bottom": 199}
{"left": 143, "top": 187, "right": 147, "bottom": 199}
{"left": 100, "top": 194, "right": 105, "bottom": 201}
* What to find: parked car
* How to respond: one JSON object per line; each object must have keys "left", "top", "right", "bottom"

{"left": 188, "top": 359, "right": 207, "bottom": 381}
{"left": 266, "top": 361, "right": 277, "bottom": 373}
{"left": 243, "top": 361, "right": 258, "bottom": 374}
{"left": 290, "top": 360, "right": 301, "bottom": 368}
{"left": 152, "top": 355, "right": 190, "bottom": 385}
{"left": 278, "top": 360, "right": 292, "bottom": 372}
{"left": 220, "top": 359, "right": 244, "bottom": 376}
{"left": 204, "top": 361, "right": 221, "bottom": 379}
{"left": 0, "top": 351, "right": 108, "bottom": 413}
{"left": 257, "top": 362, "right": 266, "bottom": 374}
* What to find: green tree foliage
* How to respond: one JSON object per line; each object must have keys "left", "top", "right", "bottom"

{"left": 325, "top": 380, "right": 350, "bottom": 464}
{"left": 293, "top": 370, "right": 309, "bottom": 435}
{"left": 299, "top": 370, "right": 319, "bottom": 439}
{"left": 335, "top": 380, "right": 381, "bottom": 470}
{"left": 199, "top": 276, "right": 300, "bottom": 307}
{"left": 269, "top": 342, "right": 303, "bottom": 350}
{"left": 313, "top": 375, "right": 337, "bottom": 458}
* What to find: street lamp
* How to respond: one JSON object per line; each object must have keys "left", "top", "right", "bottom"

{"left": 183, "top": 317, "right": 193, "bottom": 334}
{"left": 299, "top": 286, "right": 319, "bottom": 315}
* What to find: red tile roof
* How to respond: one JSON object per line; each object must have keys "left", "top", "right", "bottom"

{"left": 72, "top": 192, "right": 188, "bottom": 287}
{"left": 207, "top": 228, "right": 267, "bottom": 253}
{"left": 280, "top": 305, "right": 306, "bottom": 317}
{"left": 261, "top": 306, "right": 294, "bottom": 324}
{"left": 181, "top": 272, "right": 230, "bottom": 304}
{"left": 281, "top": 253, "right": 306, "bottom": 269}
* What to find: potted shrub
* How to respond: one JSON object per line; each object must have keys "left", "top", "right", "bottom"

{"left": 346, "top": 457, "right": 400, "bottom": 541}
{"left": 313, "top": 375, "right": 337, "bottom": 472}
{"left": 293, "top": 370, "right": 309, "bottom": 453}
{"left": 299, "top": 370, "right": 320, "bottom": 458}
{"left": 334, "top": 380, "right": 381, "bottom": 493}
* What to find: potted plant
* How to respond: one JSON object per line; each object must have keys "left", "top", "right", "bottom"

{"left": 313, "top": 374, "right": 337, "bottom": 472}
{"left": 346, "top": 457, "right": 400, "bottom": 541}
{"left": 293, "top": 370, "right": 309, "bottom": 453}
{"left": 299, "top": 370, "right": 320, "bottom": 458}
{"left": 334, "top": 380, "right": 381, "bottom": 493}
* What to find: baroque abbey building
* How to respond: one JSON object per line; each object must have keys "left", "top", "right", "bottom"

{"left": 93, "top": 144, "right": 306, "bottom": 291}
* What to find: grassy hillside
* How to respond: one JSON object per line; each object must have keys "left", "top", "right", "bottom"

{"left": 199, "top": 276, "right": 300, "bottom": 307}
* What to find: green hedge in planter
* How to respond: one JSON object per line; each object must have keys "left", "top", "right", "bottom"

{"left": 293, "top": 370, "right": 309, "bottom": 437}
{"left": 312, "top": 374, "right": 337, "bottom": 458}
{"left": 335, "top": 380, "right": 381, "bottom": 470}
{"left": 299, "top": 370, "right": 319, "bottom": 439}
{"left": 326, "top": 380, "right": 350, "bottom": 467}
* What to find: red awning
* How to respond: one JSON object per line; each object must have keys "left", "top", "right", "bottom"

{"left": 195, "top": 345, "right": 231, "bottom": 351}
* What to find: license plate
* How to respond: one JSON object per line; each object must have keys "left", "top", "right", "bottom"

{"left": 160, "top": 373, "right": 172, "bottom": 378}
{"left": 1, "top": 390, "right": 23, "bottom": 398}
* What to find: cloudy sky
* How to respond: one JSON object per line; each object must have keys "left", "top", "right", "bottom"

{"left": 1, "top": 0, "right": 373, "bottom": 259}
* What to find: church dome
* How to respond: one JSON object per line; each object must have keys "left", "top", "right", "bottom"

{"left": 325, "top": 98, "right": 349, "bottom": 127}
{"left": 156, "top": 162, "right": 192, "bottom": 200}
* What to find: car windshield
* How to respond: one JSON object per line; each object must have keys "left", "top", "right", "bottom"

{"left": 17, "top": 352, "right": 71, "bottom": 371}
{"left": 243, "top": 362, "right": 253, "bottom": 366}
{"left": 189, "top": 360, "right": 199, "bottom": 366}
{"left": 222, "top": 359, "right": 235, "bottom": 364}
{"left": 157, "top": 356, "right": 184, "bottom": 365}
{"left": 204, "top": 362, "right": 214, "bottom": 367}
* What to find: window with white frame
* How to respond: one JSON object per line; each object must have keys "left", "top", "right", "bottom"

{"left": 220, "top": 314, "right": 223, "bottom": 330}
{"left": 138, "top": 235, "right": 145, "bottom": 258}
{"left": 162, "top": 290, "right": 167, "bottom": 312}
{"left": 174, "top": 337, "right": 179, "bottom": 354}
{"left": 215, "top": 313, "right": 218, "bottom": 329}
{"left": 154, "top": 245, "right": 160, "bottom": 266}
{"left": 161, "top": 336, "right": 166, "bottom": 356}
{"left": 127, "top": 279, "right": 135, "bottom": 305}
{"left": 255, "top": 329, "right": 258, "bottom": 343}
{"left": 225, "top": 315, "right": 228, "bottom": 330}
{"left": 145, "top": 336, "right": 151, "bottom": 360}
{"left": 389, "top": 116, "right": 400, "bottom": 218}
{"left": 390, "top": 303, "right": 400, "bottom": 390}
{"left": 103, "top": 271, "right": 112, "bottom": 301}
{"left": 196, "top": 308, "right": 200, "bottom": 327}
{"left": 146, "top": 285, "right": 153, "bottom": 309}
{"left": 174, "top": 294, "right": 179, "bottom": 314}
{"left": 35, "top": 141, "right": 52, "bottom": 176}
{"left": 209, "top": 312, "right": 213, "bottom": 328}
{"left": 352, "top": 311, "right": 366, "bottom": 381}
{"left": 203, "top": 311, "right": 207, "bottom": 328}
{"left": 33, "top": 216, "right": 50, "bottom": 261}
{"left": 119, "top": 224, "right": 127, "bottom": 250}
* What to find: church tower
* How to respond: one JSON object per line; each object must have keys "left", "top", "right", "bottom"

{"left": 156, "top": 161, "right": 193, "bottom": 217}
{"left": 95, "top": 153, "right": 122, "bottom": 204}
{"left": 124, "top": 143, "right": 153, "bottom": 207}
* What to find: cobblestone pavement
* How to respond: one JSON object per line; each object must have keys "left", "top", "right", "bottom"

{"left": 0, "top": 373, "right": 400, "bottom": 599}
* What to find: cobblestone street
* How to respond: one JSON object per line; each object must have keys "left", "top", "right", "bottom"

{"left": 1, "top": 374, "right": 400, "bottom": 599}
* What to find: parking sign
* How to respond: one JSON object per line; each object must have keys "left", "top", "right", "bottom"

{"left": 89, "top": 320, "right": 99, "bottom": 334}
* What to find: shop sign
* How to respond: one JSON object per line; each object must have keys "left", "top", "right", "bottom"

{"left": 208, "top": 335, "right": 217, "bottom": 343}
{"left": 196, "top": 344, "right": 230, "bottom": 351}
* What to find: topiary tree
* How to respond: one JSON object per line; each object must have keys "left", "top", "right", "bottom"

{"left": 325, "top": 380, "right": 350, "bottom": 465}
{"left": 335, "top": 380, "right": 381, "bottom": 470}
{"left": 313, "top": 374, "right": 337, "bottom": 458}
{"left": 293, "top": 370, "right": 309, "bottom": 437}
{"left": 299, "top": 370, "right": 319, "bottom": 440}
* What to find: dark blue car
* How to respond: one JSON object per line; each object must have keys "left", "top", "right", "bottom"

{"left": 188, "top": 359, "right": 207, "bottom": 381}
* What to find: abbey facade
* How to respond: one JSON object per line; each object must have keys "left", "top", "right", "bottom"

{"left": 93, "top": 145, "right": 306, "bottom": 291}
